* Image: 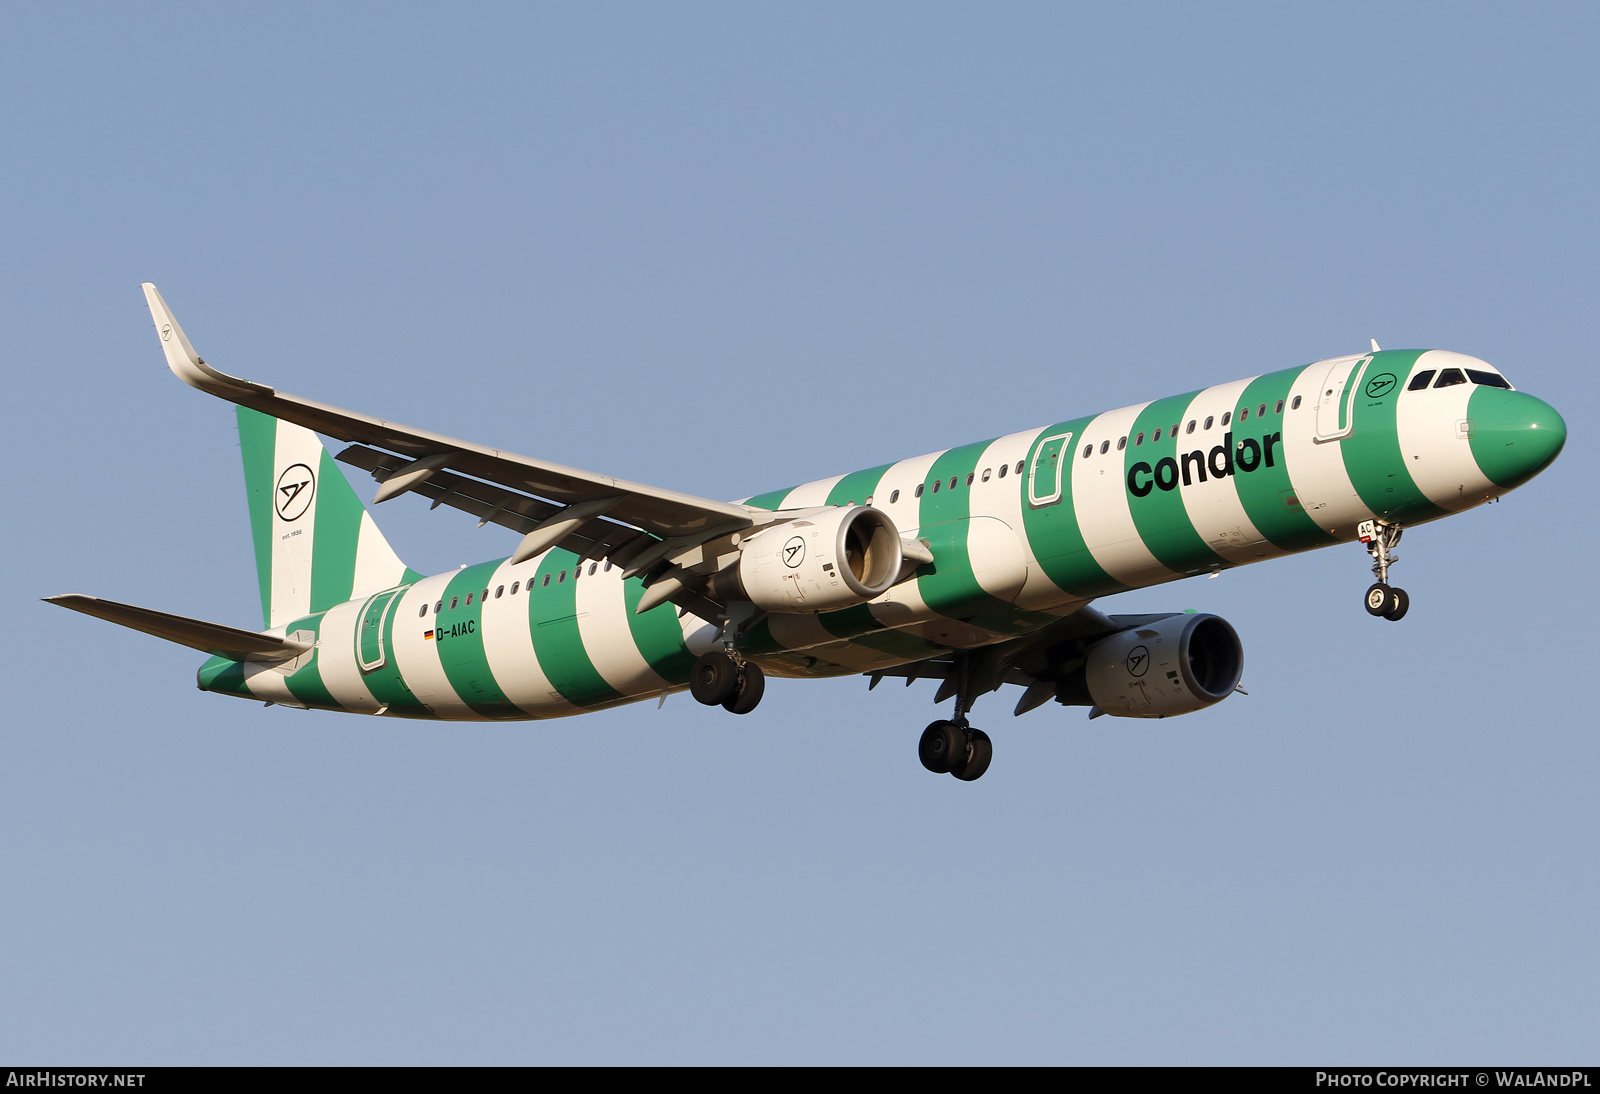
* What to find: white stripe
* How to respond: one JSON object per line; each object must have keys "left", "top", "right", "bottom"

{"left": 267, "top": 419, "right": 326, "bottom": 628}
{"left": 1071, "top": 403, "right": 1178, "bottom": 587}
{"left": 1174, "top": 380, "right": 1287, "bottom": 566}
{"left": 313, "top": 598, "right": 383, "bottom": 714}
{"left": 575, "top": 559, "right": 673, "bottom": 698}
{"left": 1394, "top": 351, "right": 1496, "bottom": 512}
{"left": 778, "top": 473, "right": 846, "bottom": 509}
{"left": 1281, "top": 364, "right": 1375, "bottom": 535}
{"left": 480, "top": 556, "right": 571, "bottom": 717}
{"left": 390, "top": 575, "right": 485, "bottom": 720}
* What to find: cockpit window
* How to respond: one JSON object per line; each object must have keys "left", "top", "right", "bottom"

{"left": 1408, "top": 370, "right": 1436, "bottom": 391}
{"left": 1433, "top": 368, "right": 1467, "bottom": 388}
{"left": 1466, "top": 369, "right": 1512, "bottom": 390}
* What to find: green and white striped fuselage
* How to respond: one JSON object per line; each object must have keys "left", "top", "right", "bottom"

{"left": 199, "top": 349, "right": 1564, "bottom": 719}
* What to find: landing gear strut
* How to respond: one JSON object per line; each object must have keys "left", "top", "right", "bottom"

{"left": 1359, "top": 519, "right": 1409, "bottom": 622}
{"left": 916, "top": 655, "right": 994, "bottom": 781}
{"left": 689, "top": 650, "right": 765, "bottom": 714}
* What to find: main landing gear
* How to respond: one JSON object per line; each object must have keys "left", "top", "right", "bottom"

{"left": 1359, "top": 519, "right": 1410, "bottom": 622}
{"left": 689, "top": 649, "right": 765, "bottom": 714}
{"left": 916, "top": 653, "right": 994, "bottom": 781}
{"left": 919, "top": 720, "right": 993, "bottom": 782}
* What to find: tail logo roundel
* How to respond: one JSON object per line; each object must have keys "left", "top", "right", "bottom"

{"left": 275, "top": 463, "right": 316, "bottom": 522}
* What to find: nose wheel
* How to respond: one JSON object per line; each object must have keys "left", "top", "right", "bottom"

{"left": 1358, "top": 520, "right": 1410, "bottom": 622}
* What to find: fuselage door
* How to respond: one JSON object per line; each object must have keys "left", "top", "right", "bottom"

{"left": 1314, "top": 354, "right": 1373, "bottom": 443}
{"left": 356, "top": 587, "right": 405, "bottom": 672}
{"left": 1027, "top": 431, "right": 1074, "bottom": 508}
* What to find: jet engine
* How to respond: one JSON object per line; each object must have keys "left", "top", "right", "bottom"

{"left": 709, "top": 506, "right": 903, "bottom": 614}
{"left": 1079, "top": 613, "right": 1243, "bottom": 718}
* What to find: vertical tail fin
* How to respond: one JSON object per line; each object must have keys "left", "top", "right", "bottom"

{"left": 236, "top": 407, "right": 420, "bottom": 629}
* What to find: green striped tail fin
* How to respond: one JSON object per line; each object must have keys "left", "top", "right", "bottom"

{"left": 236, "top": 407, "right": 421, "bottom": 629}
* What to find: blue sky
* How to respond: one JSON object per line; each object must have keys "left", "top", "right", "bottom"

{"left": 4, "top": 2, "right": 1597, "bottom": 1063}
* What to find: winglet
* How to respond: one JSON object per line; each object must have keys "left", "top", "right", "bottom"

{"left": 141, "top": 283, "right": 272, "bottom": 399}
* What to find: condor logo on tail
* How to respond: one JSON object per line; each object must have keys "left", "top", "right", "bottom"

{"left": 1126, "top": 432, "right": 1282, "bottom": 497}
{"left": 274, "top": 463, "right": 316, "bottom": 521}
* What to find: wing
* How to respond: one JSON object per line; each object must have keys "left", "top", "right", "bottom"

{"left": 866, "top": 609, "right": 1186, "bottom": 717}
{"left": 143, "top": 284, "right": 760, "bottom": 570}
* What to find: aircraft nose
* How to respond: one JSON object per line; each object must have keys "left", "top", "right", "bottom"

{"left": 1468, "top": 388, "right": 1567, "bottom": 489}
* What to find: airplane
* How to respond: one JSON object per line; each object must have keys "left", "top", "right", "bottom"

{"left": 46, "top": 285, "right": 1567, "bottom": 782}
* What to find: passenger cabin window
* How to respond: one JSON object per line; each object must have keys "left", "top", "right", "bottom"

{"left": 1274, "top": 400, "right": 1283, "bottom": 414}
{"left": 1220, "top": 412, "right": 1231, "bottom": 426}
{"left": 542, "top": 575, "right": 551, "bottom": 587}
{"left": 1099, "top": 440, "right": 1110, "bottom": 454}
{"left": 419, "top": 604, "right": 427, "bottom": 618}
{"left": 435, "top": 601, "right": 443, "bottom": 613}
{"left": 1238, "top": 408, "right": 1248, "bottom": 422}
{"left": 465, "top": 593, "right": 473, "bottom": 605}
{"left": 589, "top": 563, "right": 598, "bottom": 575}
{"left": 1408, "top": 370, "right": 1436, "bottom": 391}
{"left": 1135, "top": 432, "right": 1145, "bottom": 446}
{"left": 1014, "top": 461, "right": 1024, "bottom": 474}
{"left": 1258, "top": 403, "right": 1267, "bottom": 417}
{"left": 981, "top": 469, "right": 991, "bottom": 482}
{"left": 511, "top": 582, "right": 520, "bottom": 594}
{"left": 1466, "top": 369, "right": 1512, "bottom": 389}
{"left": 997, "top": 464, "right": 1007, "bottom": 478}
{"left": 966, "top": 472, "right": 975, "bottom": 486}
{"left": 495, "top": 585, "right": 504, "bottom": 598}
{"left": 890, "top": 489, "right": 900, "bottom": 503}
{"left": 558, "top": 571, "right": 567, "bottom": 582}
{"left": 1434, "top": 368, "right": 1467, "bottom": 388}
{"left": 1082, "top": 444, "right": 1093, "bottom": 458}
{"left": 1170, "top": 423, "right": 1179, "bottom": 436}
{"left": 1204, "top": 416, "right": 1214, "bottom": 430}
{"left": 1186, "top": 420, "right": 1196, "bottom": 434}
{"left": 949, "top": 477, "right": 958, "bottom": 489}
{"left": 1117, "top": 436, "right": 1127, "bottom": 450}
{"left": 450, "top": 597, "right": 459, "bottom": 609}
{"left": 1154, "top": 428, "right": 1163, "bottom": 442}
{"left": 1291, "top": 396, "right": 1302, "bottom": 410}
{"left": 482, "top": 588, "right": 489, "bottom": 600}
{"left": 914, "top": 484, "right": 925, "bottom": 497}
{"left": 931, "top": 480, "right": 940, "bottom": 493}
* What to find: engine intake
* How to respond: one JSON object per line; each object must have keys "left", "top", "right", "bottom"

{"left": 1079, "top": 613, "right": 1243, "bottom": 718}
{"left": 710, "top": 506, "right": 903, "bottom": 614}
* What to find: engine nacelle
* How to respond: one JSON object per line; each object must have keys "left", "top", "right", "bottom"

{"left": 712, "top": 506, "right": 903, "bottom": 614}
{"left": 1083, "top": 613, "right": 1243, "bottom": 718}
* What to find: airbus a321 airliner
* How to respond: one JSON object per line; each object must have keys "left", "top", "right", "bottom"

{"left": 48, "top": 286, "right": 1567, "bottom": 781}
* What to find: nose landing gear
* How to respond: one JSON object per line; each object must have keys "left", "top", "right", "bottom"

{"left": 1359, "top": 520, "right": 1409, "bottom": 622}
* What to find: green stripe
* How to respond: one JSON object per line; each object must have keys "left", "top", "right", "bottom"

{"left": 197, "top": 655, "right": 249, "bottom": 697}
{"left": 529, "top": 550, "right": 625, "bottom": 708}
{"left": 1229, "top": 369, "right": 1339, "bottom": 551}
{"left": 434, "top": 563, "right": 520, "bottom": 717}
{"left": 743, "top": 486, "right": 795, "bottom": 510}
{"left": 915, "top": 442, "right": 1058, "bottom": 635}
{"left": 278, "top": 611, "right": 339, "bottom": 709}
{"left": 824, "top": 464, "right": 895, "bottom": 509}
{"left": 1018, "top": 418, "right": 1123, "bottom": 597}
{"left": 236, "top": 408, "right": 279, "bottom": 629}
{"left": 621, "top": 575, "right": 697, "bottom": 685}
{"left": 356, "top": 588, "right": 432, "bottom": 717}
{"left": 1339, "top": 351, "right": 1449, "bottom": 523}
{"left": 1122, "top": 392, "right": 1227, "bottom": 573}
{"left": 307, "top": 448, "right": 362, "bottom": 613}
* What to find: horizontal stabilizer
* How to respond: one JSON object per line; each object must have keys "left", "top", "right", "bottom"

{"left": 43, "top": 594, "right": 313, "bottom": 663}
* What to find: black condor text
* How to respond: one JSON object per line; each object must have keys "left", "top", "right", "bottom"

{"left": 1126, "top": 431, "right": 1282, "bottom": 497}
